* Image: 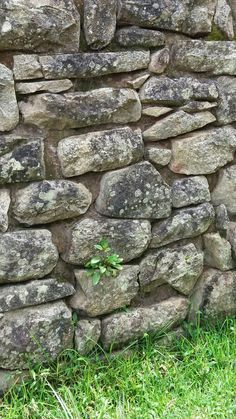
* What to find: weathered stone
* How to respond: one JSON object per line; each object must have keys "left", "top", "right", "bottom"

{"left": 116, "top": 26, "right": 165, "bottom": 47}
{"left": 13, "top": 180, "right": 92, "bottom": 225}
{"left": 96, "top": 162, "right": 171, "bottom": 219}
{"left": 215, "top": 204, "right": 230, "bottom": 231}
{"left": 19, "top": 88, "right": 141, "bottom": 130}
{"left": 180, "top": 101, "right": 218, "bottom": 113}
{"left": 0, "top": 0, "right": 80, "bottom": 52}
{"left": 126, "top": 73, "right": 150, "bottom": 89}
{"left": 0, "top": 64, "right": 19, "bottom": 131}
{"left": 214, "top": 0, "right": 234, "bottom": 39}
{"left": 0, "top": 302, "right": 73, "bottom": 369}
{"left": 170, "top": 126, "right": 236, "bottom": 175}
{"left": 16, "top": 80, "right": 73, "bottom": 94}
{"left": 13, "top": 55, "right": 43, "bottom": 80}
{"left": 150, "top": 203, "right": 215, "bottom": 248}
{"left": 70, "top": 266, "right": 139, "bottom": 317}
{"left": 143, "top": 111, "right": 215, "bottom": 141}
{"left": 156, "top": 327, "right": 186, "bottom": 347}
{"left": 84, "top": 0, "right": 116, "bottom": 49}
{"left": 0, "top": 189, "right": 10, "bottom": 232}
{"left": 58, "top": 127, "right": 144, "bottom": 177}
{"left": 139, "top": 244, "right": 203, "bottom": 295}
{"left": 203, "top": 233, "right": 234, "bottom": 270}
{"left": 226, "top": 222, "right": 236, "bottom": 258}
{"left": 145, "top": 147, "right": 171, "bottom": 167}
{"left": 101, "top": 296, "right": 189, "bottom": 350}
{"left": 75, "top": 319, "right": 101, "bottom": 355}
{"left": 0, "top": 230, "right": 58, "bottom": 284}
{"left": 212, "top": 165, "right": 236, "bottom": 214}
{"left": 172, "top": 176, "right": 211, "bottom": 208}
{"left": 149, "top": 48, "right": 170, "bottom": 74}
{"left": 215, "top": 77, "right": 236, "bottom": 125}
{"left": 63, "top": 218, "right": 151, "bottom": 264}
{"left": 0, "top": 279, "right": 75, "bottom": 313}
{"left": 142, "top": 106, "right": 172, "bottom": 117}
{"left": 0, "top": 370, "right": 29, "bottom": 395}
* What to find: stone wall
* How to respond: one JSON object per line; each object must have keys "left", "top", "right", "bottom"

{"left": 1, "top": 0, "right": 236, "bottom": 387}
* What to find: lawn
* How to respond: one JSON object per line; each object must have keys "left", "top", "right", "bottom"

{"left": 1, "top": 319, "right": 236, "bottom": 419}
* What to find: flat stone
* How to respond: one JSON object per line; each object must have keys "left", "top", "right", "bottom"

{"left": 212, "top": 165, "right": 236, "bottom": 214}
{"left": 0, "top": 229, "right": 58, "bottom": 284}
{"left": 149, "top": 48, "right": 170, "bottom": 74}
{"left": 143, "top": 111, "right": 216, "bottom": 141}
{"left": 139, "top": 244, "right": 203, "bottom": 295}
{"left": 150, "top": 203, "right": 215, "bottom": 248}
{"left": 84, "top": 0, "right": 116, "bottom": 49}
{"left": 145, "top": 147, "right": 171, "bottom": 166}
{"left": 0, "top": 278, "right": 75, "bottom": 313}
{"left": 13, "top": 180, "right": 92, "bottom": 225}
{"left": 115, "top": 26, "right": 165, "bottom": 47}
{"left": 0, "top": 189, "right": 10, "bottom": 232}
{"left": 75, "top": 319, "right": 101, "bottom": 355}
{"left": 172, "top": 176, "right": 211, "bottom": 208}
{"left": 16, "top": 80, "right": 73, "bottom": 94}
{"left": 58, "top": 127, "right": 143, "bottom": 177}
{"left": 214, "top": 0, "right": 234, "bottom": 39}
{"left": 96, "top": 162, "right": 171, "bottom": 219}
{"left": 70, "top": 266, "right": 139, "bottom": 317}
{"left": 203, "top": 233, "right": 234, "bottom": 271}
{"left": 170, "top": 126, "right": 236, "bottom": 175}
{"left": 215, "top": 77, "right": 236, "bottom": 125}
{"left": 63, "top": 218, "right": 151, "bottom": 264}
{"left": 142, "top": 106, "right": 172, "bottom": 117}
{"left": 101, "top": 296, "right": 189, "bottom": 350}
{"left": 13, "top": 55, "right": 43, "bottom": 80}
{"left": 180, "top": 101, "right": 218, "bottom": 113}
{"left": 0, "top": 302, "right": 73, "bottom": 369}
{"left": 215, "top": 204, "right": 230, "bottom": 231}
{"left": 19, "top": 88, "right": 141, "bottom": 130}
{"left": 0, "top": 64, "right": 19, "bottom": 131}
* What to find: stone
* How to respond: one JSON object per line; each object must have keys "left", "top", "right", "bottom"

{"left": 101, "top": 296, "right": 189, "bottom": 350}
{"left": 0, "top": 302, "right": 73, "bottom": 369}
{"left": 145, "top": 147, "right": 171, "bottom": 166}
{"left": 75, "top": 319, "right": 101, "bottom": 355}
{"left": 226, "top": 222, "right": 236, "bottom": 258}
{"left": 0, "top": 64, "right": 19, "bottom": 131}
{"left": 214, "top": 0, "right": 234, "bottom": 39}
{"left": 19, "top": 88, "right": 141, "bottom": 130}
{"left": 148, "top": 48, "right": 170, "bottom": 74}
{"left": 215, "top": 204, "right": 230, "bottom": 231}
{"left": 63, "top": 218, "right": 151, "bottom": 264}
{"left": 13, "top": 55, "right": 43, "bottom": 80}
{"left": 203, "top": 233, "right": 234, "bottom": 270}
{"left": 126, "top": 73, "right": 150, "bottom": 89}
{"left": 96, "top": 162, "right": 171, "bottom": 219}
{"left": 16, "top": 80, "right": 73, "bottom": 94}
{"left": 0, "top": 229, "right": 58, "bottom": 284}
{"left": 172, "top": 176, "right": 211, "bottom": 208}
{"left": 143, "top": 111, "right": 216, "bottom": 141}
{"left": 170, "top": 126, "right": 236, "bottom": 175}
{"left": 139, "top": 244, "right": 203, "bottom": 295}
{"left": 0, "top": 278, "right": 75, "bottom": 313}
{"left": 211, "top": 165, "right": 236, "bottom": 214}
{"left": 156, "top": 327, "right": 186, "bottom": 347}
{"left": 58, "top": 127, "right": 143, "bottom": 177}
{"left": 70, "top": 266, "right": 139, "bottom": 317}
{"left": 84, "top": 0, "right": 116, "bottom": 49}
{"left": 0, "top": 370, "right": 29, "bottom": 395}
{"left": 13, "top": 180, "right": 92, "bottom": 225}
{"left": 142, "top": 106, "right": 172, "bottom": 117}
{"left": 150, "top": 203, "right": 215, "bottom": 248}
{"left": 0, "top": 189, "right": 10, "bottom": 232}
{"left": 0, "top": 0, "right": 80, "bottom": 52}
{"left": 115, "top": 26, "right": 165, "bottom": 47}
{"left": 180, "top": 101, "right": 218, "bottom": 113}
{"left": 215, "top": 77, "right": 236, "bottom": 125}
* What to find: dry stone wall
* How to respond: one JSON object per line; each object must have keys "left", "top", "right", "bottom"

{"left": 1, "top": 0, "right": 236, "bottom": 390}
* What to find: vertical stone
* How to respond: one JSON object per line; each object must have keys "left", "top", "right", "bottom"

{"left": 84, "top": 0, "right": 117, "bottom": 49}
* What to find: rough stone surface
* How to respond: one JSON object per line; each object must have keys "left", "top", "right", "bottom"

{"left": 0, "top": 370, "right": 29, "bottom": 395}
{"left": 214, "top": 0, "right": 234, "bottom": 39}
{"left": 13, "top": 180, "right": 92, "bottom": 225}
{"left": 125, "top": 73, "right": 150, "bottom": 89}
{"left": 101, "top": 296, "right": 189, "bottom": 350}
{"left": 0, "top": 64, "right": 19, "bottom": 131}
{"left": 70, "top": 266, "right": 139, "bottom": 317}
{"left": 149, "top": 48, "right": 170, "bottom": 74}
{"left": 96, "top": 162, "right": 172, "bottom": 219}
{"left": 75, "top": 319, "right": 101, "bottom": 355}
{"left": 150, "top": 203, "right": 215, "bottom": 248}
{"left": 203, "top": 233, "right": 234, "bottom": 271}
{"left": 170, "top": 126, "right": 236, "bottom": 175}
{"left": 180, "top": 101, "right": 218, "bottom": 113}
{"left": 13, "top": 55, "right": 43, "bottom": 80}
{"left": 145, "top": 147, "right": 171, "bottom": 166}
{"left": 16, "top": 80, "right": 73, "bottom": 95}
{"left": 0, "top": 302, "right": 73, "bottom": 369}
{"left": 215, "top": 204, "right": 230, "bottom": 231}
{"left": 142, "top": 106, "right": 172, "bottom": 117}
{"left": 0, "top": 189, "right": 10, "bottom": 232}
{"left": 63, "top": 218, "right": 151, "bottom": 264}
{"left": 226, "top": 222, "right": 236, "bottom": 258}
{"left": 58, "top": 127, "right": 144, "bottom": 177}
{"left": 211, "top": 165, "right": 236, "bottom": 214}
{"left": 115, "top": 26, "right": 165, "bottom": 48}
{"left": 84, "top": 0, "right": 117, "bottom": 49}
{"left": 0, "top": 230, "right": 58, "bottom": 284}
{"left": 216, "top": 77, "right": 236, "bottom": 125}
{"left": 172, "top": 176, "right": 211, "bottom": 208}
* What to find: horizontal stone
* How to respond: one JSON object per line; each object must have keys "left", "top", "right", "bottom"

{"left": 149, "top": 48, "right": 170, "bottom": 74}
{"left": 101, "top": 296, "right": 189, "bottom": 350}
{"left": 96, "top": 162, "right": 171, "bottom": 219}
{"left": 0, "top": 127, "right": 43, "bottom": 157}
{"left": 211, "top": 165, "right": 236, "bottom": 214}
{"left": 115, "top": 26, "right": 165, "bottom": 47}
{"left": 0, "top": 189, "right": 10, "bottom": 232}
{"left": 139, "top": 244, "right": 203, "bottom": 295}
{"left": 170, "top": 126, "right": 236, "bottom": 175}
{"left": 180, "top": 101, "right": 218, "bottom": 113}
{"left": 0, "top": 64, "right": 19, "bottom": 131}
{"left": 63, "top": 218, "right": 151, "bottom": 264}
{"left": 75, "top": 319, "right": 101, "bottom": 355}
{"left": 0, "top": 302, "right": 73, "bottom": 369}
{"left": 142, "top": 106, "right": 172, "bottom": 117}
{"left": 215, "top": 77, "right": 236, "bottom": 125}
{"left": 203, "top": 233, "right": 234, "bottom": 271}
{"left": 16, "top": 80, "right": 73, "bottom": 94}
{"left": 150, "top": 203, "right": 215, "bottom": 248}
{"left": 0, "top": 278, "right": 75, "bottom": 313}
{"left": 0, "top": 230, "right": 58, "bottom": 284}
{"left": 145, "top": 147, "right": 171, "bottom": 166}
{"left": 19, "top": 88, "right": 141, "bottom": 130}
{"left": 214, "top": 0, "right": 234, "bottom": 40}
{"left": 13, "top": 180, "right": 92, "bottom": 225}
{"left": 58, "top": 127, "right": 143, "bottom": 177}
{"left": 13, "top": 55, "right": 43, "bottom": 80}
{"left": 172, "top": 176, "right": 211, "bottom": 208}
{"left": 84, "top": 0, "right": 116, "bottom": 49}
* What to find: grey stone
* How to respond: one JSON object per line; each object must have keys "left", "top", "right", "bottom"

{"left": 0, "top": 189, "right": 10, "bottom": 232}
{"left": 58, "top": 127, "right": 144, "bottom": 177}
{"left": 125, "top": 73, "right": 150, "bottom": 89}
{"left": 116, "top": 26, "right": 165, "bottom": 48}
{"left": 149, "top": 48, "right": 170, "bottom": 74}
{"left": 226, "top": 222, "right": 236, "bottom": 258}
{"left": 142, "top": 106, "right": 172, "bottom": 117}
{"left": 0, "top": 278, "right": 75, "bottom": 313}
{"left": 75, "top": 319, "right": 101, "bottom": 355}
{"left": 203, "top": 233, "right": 234, "bottom": 271}
{"left": 215, "top": 204, "right": 230, "bottom": 231}
{"left": 172, "top": 176, "right": 211, "bottom": 208}
{"left": 0, "top": 302, "right": 73, "bottom": 369}
{"left": 0, "top": 229, "right": 58, "bottom": 284}
{"left": 170, "top": 126, "right": 236, "bottom": 175}
{"left": 150, "top": 203, "right": 215, "bottom": 248}
{"left": 13, "top": 180, "right": 92, "bottom": 225}
{"left": 84, "top": 0, "right": 116, "bottom": 49}
{"left": 180, "top": 101, "right": 218, "bottom": 113}
{"left": 19, "top": 88, "right": 141, "bottom": 130}
{"left": 13, "top": 55, "right": 43, "bottom": 80}
{"left": 0, "top": 370, "right": 29, "bottom": 395}
{"left": 16, "top": 80, "right": 73, "bottom": 94}
{"left": 214, "top": 0, "right": 234, "bottom": 39}
{"left": 145, "top": 147, "right": 171, "bottom": 166}
{"left": 0, "top": 64, "right": 19, "bottom": 131}
{"left": 0, "top": 0, "right": 80, "bottom": 52}
{"left": 215, "top": 77, "right": 236, "bottom": 125}
{"left": 212, "top": 165, "right": 236, "bottom": 214}
{"left": 63, "top": 218, "right": 151, "bottom": 264}
{"left": 139, "top": 244, "right": 203, "bottom": 295}
{"left": 96, "top": 162, "right": 171, "bottom": 219}
{"left": 143, "top": 111, "right": 216, "bottom": 141}
{"left": 101, "top": 296, "right": 189, "bottom": 350}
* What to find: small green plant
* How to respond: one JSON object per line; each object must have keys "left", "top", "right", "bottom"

{"left": 85, "top": 239, "right": 123, "bottom": 285}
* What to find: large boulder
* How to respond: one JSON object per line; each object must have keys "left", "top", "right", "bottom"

{"left": 84, "top": 0, "right": 117, "bottom": 49}
{"left": 0, "top": 64, "right": 19, "bottom": 131}
{"left": 211, "top": 165, "right": 236, "bottom": 214}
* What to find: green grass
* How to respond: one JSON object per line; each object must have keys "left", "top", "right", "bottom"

{"left": 1, "top": 319, "right": 236, "bottom": 419}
